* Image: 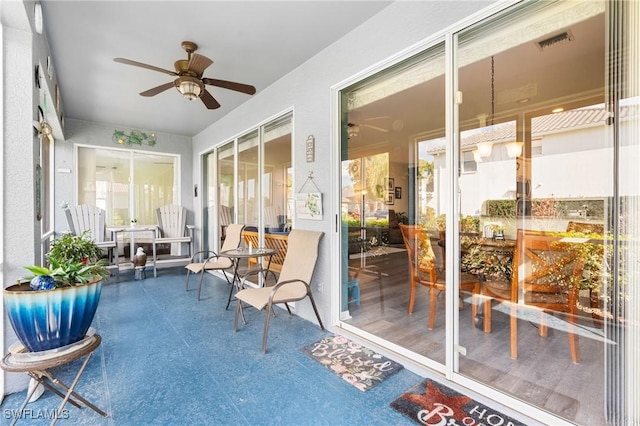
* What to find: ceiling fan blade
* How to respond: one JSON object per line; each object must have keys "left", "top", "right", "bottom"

{"left": 200, "top": 89, "right": 221, "bottom": 109}
{"left": 140, "top": 82, "right": 175, "bottom": 97}
{"left": 364, "top": 124, "right": 390, "bottom": 133}
{"left": 202, "top": 78, "right": 256, "bottom": 95}
{"left": 114, "top": 58, "right": 177, "bottom": 77}
{"left": 187, "top": 53, "right": 213, "bottom": 76}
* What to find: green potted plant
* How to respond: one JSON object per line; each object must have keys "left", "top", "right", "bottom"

{"left": 4, "top": 231, "right": 109, "bottom": 352}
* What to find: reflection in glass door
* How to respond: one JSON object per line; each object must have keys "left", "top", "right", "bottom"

{"left": 217, "top": 141, "right": 235, "bottom": 249}
{"left": 204, "top": 112, "right": 293, "bottom": 254}
{"left": 455, "top": 2, "right": 612, "bottom": 423}
{"left": 340, "top": 43, "right": 448, "bottom": 366}
{"left": 335, "top": 0, "right": 637, "bottom": 423}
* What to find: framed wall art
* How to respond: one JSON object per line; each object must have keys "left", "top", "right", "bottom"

{"left": 385, "top": 192, "right": 394, "bottom": 205}
{"left": 295, "top": 192, "right": 323, "bottom": 220}
{"left": 395, "top": 187, "right": 402, "bottom": 199}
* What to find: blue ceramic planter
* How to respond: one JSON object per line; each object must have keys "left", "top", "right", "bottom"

{"left": 4, "top": 279, "right": 102, "bottom": 352}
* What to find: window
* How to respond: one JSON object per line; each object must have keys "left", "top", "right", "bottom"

{"left": 460, "top": 151, "right": 477, "bottom": 173}
{"left": 204, "top": 112, "right": 292, "bottom": 251}
{"left": 77, "top": 146, "right": 178, "bottom": 226}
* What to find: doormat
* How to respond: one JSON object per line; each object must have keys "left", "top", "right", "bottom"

{"left": 391, "top": 379, "right": 526, "bottom": 426}
{"left": 300, "top": 334, "right": 403, "bottom": 391}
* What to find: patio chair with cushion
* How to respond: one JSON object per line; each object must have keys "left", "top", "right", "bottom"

{"left": 185, "top": 223, "right": 246, "bottom": 300}
{"left": 233, "top": 229, "right": 325, "bottom": 353}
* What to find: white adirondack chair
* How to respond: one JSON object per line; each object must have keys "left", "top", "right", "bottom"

{"left": 155, "top": 204, "right": 194, "bottom": 258}
{"left": 64, "top": 204, "right": 119, "bottom": 276}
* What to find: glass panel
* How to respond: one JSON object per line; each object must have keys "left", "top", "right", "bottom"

{"left": 203, "top": 151, "right": 214, "bottom": 251}
{"left": 340, "top": 43, "right": 447, "bottom": 364}
{"left": 217, "top": 141, "right": 235, "bottom": 246}
{"left": 77, "top": 147, "right": 176, "bottom": 227}
{"left": 39, "top": 135, "right": 54, "bottom": 264}
{"left": 78, "top": 147, "right": 131, "bottom": 226}
{"left": 132, "top": 152, "right": 176, "bottom": 225}
{"left": 263, "top": 114, "right": 292, "bottom": 232}
{"left": 238, "top": 131, "right": 259, "bottom": 229}
{"left": 41, "top": 136, "right": 52, "bottom": 234}
{"left": 456, "top": 2, "right": 609, "bottom": 423}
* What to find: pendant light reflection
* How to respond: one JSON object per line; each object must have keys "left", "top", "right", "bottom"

{"left": 506, "top": 141, "right": 524, "bottom": 158}
{"left": 476, "top": 141, "right": 493, "bottom": 158}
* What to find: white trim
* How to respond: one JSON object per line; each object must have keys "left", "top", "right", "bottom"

{"left": 196, "top": 106, "right": 294, "bottom": 158}
{"left": 328, "top": 0, "right": 589, "bottom": 424}
{"left": 445, "top": 28, "right": 457, "bottom": 381}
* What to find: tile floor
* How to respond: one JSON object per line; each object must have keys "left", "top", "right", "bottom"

{"left": 1, "top": 268, "right": 423, "bottom": 425}
{"left": 1, "top": 267, "right": 537, "bottom": 425}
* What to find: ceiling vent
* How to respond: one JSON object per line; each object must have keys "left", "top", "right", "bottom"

{"left": 535, "top": 30, "right": 574, "bottom": 51}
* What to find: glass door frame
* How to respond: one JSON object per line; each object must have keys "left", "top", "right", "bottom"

{"left": 201, "top": 109, "right": 293, "bottom": 255}
{"left": 330, "top": 1, "right": 594, "bottom": 424}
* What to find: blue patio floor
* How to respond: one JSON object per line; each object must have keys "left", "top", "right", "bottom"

{"left": 1, "top": 267, "right": 425, "bottom": 425}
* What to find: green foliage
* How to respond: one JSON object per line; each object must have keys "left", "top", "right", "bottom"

{"left": 485, "top": 200, "right": 517, "bottom": 218}
{"left": 395, "top": 211, "right": 409, "bottom": 225}
{"left": 47, "top": 231, "right": 104, "bottom": 265}
{"left": 460, "top": 237, "right": 513, "bottom": 282}
{"left": 460, "top": 215, "right": 480, "bottom": 233}
{"left": 365, "top": 218, "right": 388, "bottom": 228}
{"left": 484, "top": 198, "right": 605, "bottom": 219}
{"left": 24, "top": 231, "right": 108, "bottom": 288}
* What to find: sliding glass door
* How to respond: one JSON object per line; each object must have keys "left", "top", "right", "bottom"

{"left": 77, "top": 146, "right": 178, "bottom": 226}
{"left": 203, "top": 112, "right": 292, "bottom": 252}
{"left": 340, "top": 43, "right": 448, "bottom": 365}
{"left": 337, "top": 0, "right": 638, "bottom": 423}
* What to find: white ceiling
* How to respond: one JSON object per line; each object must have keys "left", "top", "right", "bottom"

{"left": 41, "top": 1, "right": 393, "bottom": 137}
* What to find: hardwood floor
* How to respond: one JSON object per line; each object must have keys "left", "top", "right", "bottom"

{"left": 344, "top": 250, "right": 606, "bottom": 425}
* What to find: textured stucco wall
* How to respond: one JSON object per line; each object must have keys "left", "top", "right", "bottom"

{"left": 2, "top": 0, "right": 43, "bottom": 395}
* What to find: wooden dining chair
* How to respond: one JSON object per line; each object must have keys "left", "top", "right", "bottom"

{"left": 399, "top": 224, "right": 480, "bottom": 330}
{"left": 508, "top": 229, "right": 585, "bottom": 363}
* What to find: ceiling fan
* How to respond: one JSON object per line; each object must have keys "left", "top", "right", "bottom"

{"left": 347, "top": 113, "right": 407, "bottom": 138}
{"left": 114, "top": 41, "right": 256, "bottom": 110}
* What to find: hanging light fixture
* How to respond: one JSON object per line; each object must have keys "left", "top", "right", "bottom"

{"left": 477, "top": 56, "right": 496, "bottom": 159}
{"left": 477, "top": 142, "right": 494, "bottom": 158}
{"left": 506, "top": 141, "right": 524, "bottom": 158}
{"left": 175, "top": 77, "right": 203, "bottom": 100}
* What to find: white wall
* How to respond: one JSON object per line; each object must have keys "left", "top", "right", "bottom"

{"left": 191, "top": 1, "right": 492, "bottom": 325}
{"left": 1, "top": 0, "right": 50, "bottom": 394}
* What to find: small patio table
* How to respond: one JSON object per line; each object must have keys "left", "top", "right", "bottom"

{"left": 0, "top": 333, "right": 107, "bottom": 425}
{"left": 220, "top": 247, "right": 278, "bottom": 309}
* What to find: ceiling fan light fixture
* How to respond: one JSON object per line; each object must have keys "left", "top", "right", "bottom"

{"left": 176, "top": 77, "right": 203, "bottom": 100}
